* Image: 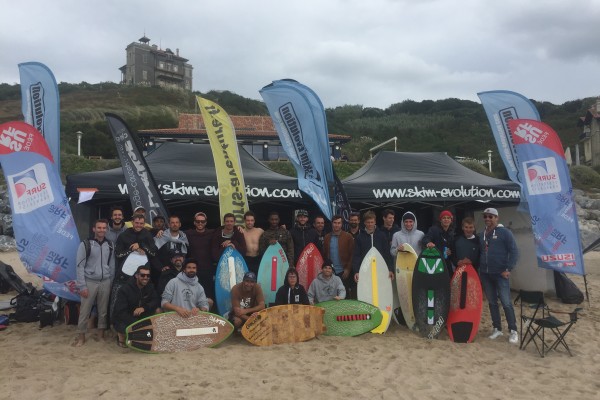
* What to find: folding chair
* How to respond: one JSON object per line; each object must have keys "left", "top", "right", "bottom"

{"left": 517, "top": 290, "right": 582, "bottom": 357}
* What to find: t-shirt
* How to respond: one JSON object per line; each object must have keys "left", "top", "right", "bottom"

{"left": 230, "top": 282, "right": 265, "bottom": 310}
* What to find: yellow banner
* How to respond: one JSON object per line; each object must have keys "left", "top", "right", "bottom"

{"left": 197, "top": 96, "right": 248, "bottom": 225}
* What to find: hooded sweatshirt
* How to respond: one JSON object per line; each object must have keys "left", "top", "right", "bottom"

{"left": 75, "top": 238, "right": 115, "bottom": 290}
{"left": 390, "top": 212, "right": 425, "bottom": 257}
{"left": 307, "top": 272, "right": 346, "bottom": 304}
{"left": 275, "top": 272, "right": 310, "bottom": 306}
{"left": 161, "top": 272, "right": 209, "bottom": 310}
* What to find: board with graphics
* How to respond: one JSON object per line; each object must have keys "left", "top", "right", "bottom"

{"left": 357, "top": 247, "right": 394, "bottom": 334}
{"left": 257, "top": 242, "right": 290, "bottom": 306}
{"left": 412, "top": 247, "right": 450, "bottom": 339}
{"left": 447, "top": 263, "right": 483, "bottom": 343}
{"left": 125, "top": 311, "right": 233, "bottom": 353}
{"left": 215, "top": 247, "right": 248, "bottom": 316}
{"left": 296, "top": 242, "right": 323, "bottom": 291}
{"left": 395, "top": 243, "right": 418, "bottom": 331}
{"left": 316, "top": 299, "right": 383, "bottom": 336}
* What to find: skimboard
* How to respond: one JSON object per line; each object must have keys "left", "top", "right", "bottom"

{"left": 412, "top": 247, "right": 450, "bottom": 339}
{"left": 257, "top": 242, "right": 289, "bottom": 306}
{"left": 357, "top": 247, "right": 393, "bottom": 334}
{"left": 126, "top": 311, "right": 233, "bottom": 353}
{"left": 122, "top": 252, "right": 148, "bottom": 276}
{"left": 447, "top": 264, "right": 483, "bottom": 343}
{"left": 316, "top": 299, "right": 383, "bottom": 336}
{"left": 241, "top": 304, "right": 326, "bottom": 346}
{"left": 395, "top": 243, "right": 418, "bottom": 331}
{"left": 215, "top": 247, "right": 248, "bottom": 316}
{"left": 296, "top": 243, "right": 323, "bottom": 290}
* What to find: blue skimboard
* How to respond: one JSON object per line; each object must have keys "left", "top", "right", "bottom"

{"left": 215, "top": 247, "right": 248, "bottom": 316}
{"left": 257, "top": 242, "right": 289, "bottom": 307}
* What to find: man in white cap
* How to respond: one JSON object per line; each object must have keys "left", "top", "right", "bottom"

{"left": 478, "top": 208, "right": 520, "bottom": 344}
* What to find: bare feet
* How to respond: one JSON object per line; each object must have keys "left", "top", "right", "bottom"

{"left": 72, "top": 334, "right": 85, "bottom": 347}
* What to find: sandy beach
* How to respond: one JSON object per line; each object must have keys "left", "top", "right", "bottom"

{"left": 1, "top": 250, "right": 599, "bottom": 400}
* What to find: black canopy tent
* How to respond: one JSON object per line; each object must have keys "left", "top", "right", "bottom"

{"left": 342, "top": 151, "right": 521, "bottom": 209}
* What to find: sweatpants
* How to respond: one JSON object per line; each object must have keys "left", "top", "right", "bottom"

{"left": 77, "top": 279, "right": 112, "bottom": 334}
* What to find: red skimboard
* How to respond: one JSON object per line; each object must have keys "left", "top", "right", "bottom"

{"left": 447, "top": 264, "right": 483, "bottom": 343}
{"left": 296, "top": 243, "right": 323, "bottom": 290}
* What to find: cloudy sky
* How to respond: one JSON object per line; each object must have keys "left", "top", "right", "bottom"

{"left": 2, "top": 0, "right": 600, "bottom": 108}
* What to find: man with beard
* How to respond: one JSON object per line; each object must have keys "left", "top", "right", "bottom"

{"left": 240, "top": 211, "right": 264, "bottom": 275}
{"left": 347, "top": 212, "right": 361, "bottom": 239}
{"left": 155, "top": 215, "right": 189, "bottom": 268}
{"left": 161, "top": 258, "right": 212, "bottom": 316}
{"left": 313, "top": 215, "right": 327, "bottom": 256}
{"left": 229, "top": 272, "right": 265, "bottom": 329}
{"left": 211, "top": 213, "right": 246, "bottom": 261}
{"left": 290, "top": 209, "right": 319, "bottom": 266}
{"left": 105, "top": 206, "right": 126, "bottom": 243}
{"left": 112, "top": 265, "right": 160, "bottom": 348}
{"left": 151, "top": 216, "right": 166, "bottom": 236}
{"left": 185, "top": 212, "right": 215, "bottom": 301}
{"left": 324, "top": 215, "right": 355, "bottom": 299}
{"left": 307, "top": 260, "right": 346, "bottom": 304}
{"left": 352, "top": 211, "right": 393, "bottom": 283}
{"left": 259, "top": 211, "right": 294, "bottom": 262}
{"left": 114, "top": 214, "right": 157, "bottom": 280}
{"left": 157, "top": 250, "right": 185, "bottom": 296}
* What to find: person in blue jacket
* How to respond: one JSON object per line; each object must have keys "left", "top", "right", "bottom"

{"left": 478, "top": 208, "right": 519, "bottom": 345}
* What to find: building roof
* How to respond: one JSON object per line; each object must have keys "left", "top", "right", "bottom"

{"left": 138, "top": 114, "right": 351, "bottom": 142}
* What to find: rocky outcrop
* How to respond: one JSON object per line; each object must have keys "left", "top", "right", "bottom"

{"left": 574, "top": 189, "right": 600, "bottom": 251}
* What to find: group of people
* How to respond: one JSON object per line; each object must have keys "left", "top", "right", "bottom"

{"left": 73, "top": 204, "right": 519, "bottom": 347}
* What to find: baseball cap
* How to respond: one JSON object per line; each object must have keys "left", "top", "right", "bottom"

{"left": 170, "top": 249, "right": 185, "bottom": 258}
{"left": 296, "top": 209, "right": 308, "bottom": 217}
{"left": 243, "top": 272, "right": 257, "bottom": 282}
{"left": 482, "top": 208, "right": 499, "bottom": 217}
{"left": 133, "top": 206, "right": 146, "bottom": 213}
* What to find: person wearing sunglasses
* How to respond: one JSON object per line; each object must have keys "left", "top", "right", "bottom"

{"left": 478, "top": 207, "right": 520, "bottom": 345}
{"left": 112, "top": 265, "right": 160, "bottom": 348}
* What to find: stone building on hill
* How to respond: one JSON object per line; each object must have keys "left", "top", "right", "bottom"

{"left": 578, "top": 98, "right": 600, "bottom": 167}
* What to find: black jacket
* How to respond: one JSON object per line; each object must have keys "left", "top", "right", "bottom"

{"left": 115, "top": 227, "right": 157, "bottom": 276}
{"left": 352, "top": 227, "right": 392, "bottom": 273}
{"left": 290, "top": 225, "right": 319, "bottom": 266}
{"left": 275, "top": 283, "right": 310, "bottom": 305}
{"left": 112, "top": 277, "right": 159, "bottom": 333}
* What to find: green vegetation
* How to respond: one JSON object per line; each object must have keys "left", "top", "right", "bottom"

{"left": 570, "top": 165, "right": 600, "bottom": 190}
{"left": 265, "top": 161, "right": 363, "bottom": 180}
{"left": 1, "top": 82, "right": 598, "bottom": 190}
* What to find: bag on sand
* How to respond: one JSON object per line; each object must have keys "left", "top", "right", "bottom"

{"left": 9, "top": 290, "right": 58, "bottom": 326}
{"left": 554, "top": 271, "right": 584, "bottom": 304}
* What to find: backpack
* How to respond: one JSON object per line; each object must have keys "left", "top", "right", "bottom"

{"left": 83, "top": 239, "right": 114, "bottom": 263}
{"left": 553, "top": 271, "right": 584, "bottom": 304}
{"left": 9, "top": 290, "right": 57, "bottom": 325}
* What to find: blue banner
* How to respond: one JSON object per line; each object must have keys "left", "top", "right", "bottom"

{"left": 508, "top": 119, "right": 585, "bottom": 275}
{"left": 19, "top": 62, "right": 61, "bottom": 173}
{"left": 478, "top": 90, "right": 541, "bottom": 207}
{"left": 0, "top": 121, "right": 80, "bottom": 300}
{"left": 260, "top": 79, "right": 333, "bottom": 220}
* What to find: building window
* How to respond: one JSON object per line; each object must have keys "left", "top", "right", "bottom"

{"left": 143, "top": 54, "right": 148, "bottom": 64}
{"left": 142, "top": 70, "right": 148, "bottom": 80}
{"left": 173, "top": 65, "right": 178, "bottom": 72}
{"left": 159, "top": 61, "right": 165, "bottom": 69}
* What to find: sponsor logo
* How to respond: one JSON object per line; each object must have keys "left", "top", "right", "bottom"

{"left": 541, "top": 253, "right": 575, "bottom": 262}
{"left": 28, "top": 82, "right": 45, "bottom": 134}
{"left": 372, "top": 185, "right": 520, "bottom": 200}
{"left": 8, "top": 163, "right": 54, "bottom": 213}
{"left": 0, "top": 126, "right": 29, "bottom": 152}
{"left": 523, "top": 157, "right": 561, "bottom": 195}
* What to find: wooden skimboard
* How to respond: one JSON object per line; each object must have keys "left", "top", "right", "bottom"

{"left": 357, "top": 247, "right": 393, "bottom": 334}
{"left": 412, "top": 247, "right": 450, "bottom": 339}
{"left": 215, "top": 247, "right": 248, "bottom": 316}
{"left": 316, "top": 299, "right": 383, "bottom": 336}
{"left": 126, "top": 311, "right": 233, "bottom": 353}
{"left": 257, "top": 242, "right": 289, "bottom": 306}
{"left": 296, "top": 243, "right": 323, "bottom": 290}
{"left": 447, "top": 264, "right": 483, "bottom": 343}
{"left": 395, "top": 243, "right": 418, "bottom": 331}
{"left": 241, "top": 304, "right": 326, "bottom": 346}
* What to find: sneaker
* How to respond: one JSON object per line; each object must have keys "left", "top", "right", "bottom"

{"left": 509, "top": 330, "right": 519, "bottom": 344}
{"left": 488, "top": 328, "right": 503, "bottom": 340}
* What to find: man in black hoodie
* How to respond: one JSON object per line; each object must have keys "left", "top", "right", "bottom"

{"left": 112, "top": 265, "right": 160, "bottom": 348}
{"left": 290, "top": 209, "right": 319, "bottom": 267}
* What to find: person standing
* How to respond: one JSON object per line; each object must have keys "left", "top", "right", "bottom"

{"left": 450, "top": 217, "right": 481, "bottom": 271}
{"left": 478, "top": 208, "right": 519, "bottom": 344}
{"left": 73, "top": 219, "right": 115, "bottom": 347}
{"left": 290, "top": 209, "right": 319, "bottom": 266}
{"left": 390, "top": 211, "right": 424, "bottom": 258}
{"left": 324, "top": 215, "right": 355, "bottom": 299}
{"left": 211, "top": 213, "right": 247, "bottom": 261}
{"left": 380, "top": 209, "right": 400, "bottom": 247}
{"left": 259, "top": 211, "right": 294, "bottom": 262}
{"left": 347, "top": 212, "right": 361, "bottom": 239}
{"left": 185, "top": 212, "right": 216, "bottom": 301}
{"left": 240, "top": 211, "right": 264, "bottom": 275}
{"left": 313, "top": 215, "right": 327, "bottom": 256}
{"left": 105, "top": 206, "right": 126, "bottom": 243}
{"left": 423, "top": 209, "right": 456, "bottom": 275}
{"left": 352, "top": 211, "right": 393, "bottom": 283}
{"left": 155, "top": 215, "right": 189, "bottom": 268}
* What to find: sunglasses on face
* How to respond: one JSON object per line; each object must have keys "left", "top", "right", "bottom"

{"left": 138, "top": 273, "right": 151, "bottom": 278}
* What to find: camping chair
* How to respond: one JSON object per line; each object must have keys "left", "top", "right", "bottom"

{"left": 517, "top": 290, "right": 581, "bottom": 357}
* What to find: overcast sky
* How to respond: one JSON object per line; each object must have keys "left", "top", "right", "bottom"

{"left": 2, "top": 0, "right": 600, "bottom": 109}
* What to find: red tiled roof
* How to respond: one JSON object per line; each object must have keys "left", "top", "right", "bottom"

{"left": 139, "top": 113, "right": 351, "bottom": 141}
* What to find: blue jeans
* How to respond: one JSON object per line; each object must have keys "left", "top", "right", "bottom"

{"left": 480, "top": 272, "right": 517, "bottom": 332}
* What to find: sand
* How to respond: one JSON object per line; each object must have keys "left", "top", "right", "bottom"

{"left": 1, "top": 250, "right": 599, "bottom": 400}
